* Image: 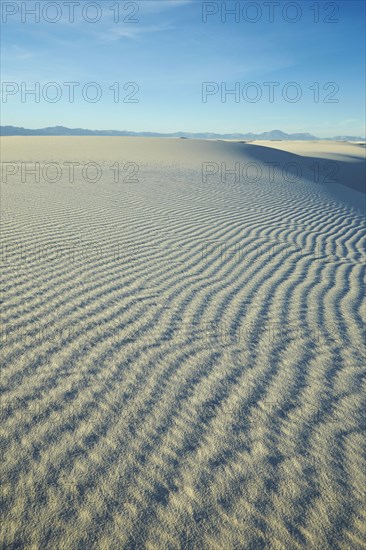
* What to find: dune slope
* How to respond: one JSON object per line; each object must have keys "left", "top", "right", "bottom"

{"left": 1, "top": 137, "right": 365, "bottom": 549}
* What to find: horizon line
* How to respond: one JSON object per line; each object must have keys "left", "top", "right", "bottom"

{"left": 1, "top": 125, "right": 365, "bottom": 140}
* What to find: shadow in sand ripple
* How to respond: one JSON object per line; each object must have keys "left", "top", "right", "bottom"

{"left": 1, "top": 137, "right": 365, "bottom": 549}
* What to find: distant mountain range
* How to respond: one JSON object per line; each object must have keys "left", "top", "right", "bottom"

{"left": 1, "top": 126, "right": 364, "bottom": 141}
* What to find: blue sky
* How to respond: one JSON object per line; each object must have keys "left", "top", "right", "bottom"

{"left": 1, "top": 0, "right": 365, "bottom": 136}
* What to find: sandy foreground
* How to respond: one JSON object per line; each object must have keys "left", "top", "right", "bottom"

{"left": 1, "top": 137, "right": 365, "bottom": 549}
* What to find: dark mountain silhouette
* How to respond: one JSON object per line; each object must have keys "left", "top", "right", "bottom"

{"left": 1, "top": 126, "right": 364, "bottom": 141}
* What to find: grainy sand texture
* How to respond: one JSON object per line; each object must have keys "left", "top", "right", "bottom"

{"left": 1, "top": 137, "right": 365, "bottom": 549}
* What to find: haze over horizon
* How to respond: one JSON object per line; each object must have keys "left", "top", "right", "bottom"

{"left": 1, "top": 124, "right": 365, "bottom": 140}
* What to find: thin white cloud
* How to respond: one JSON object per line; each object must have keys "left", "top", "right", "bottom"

{"left": 3, "top": 45, "right": 36, "bottom": 61}
{"left": 96, "top": 23, "right": 173, "bottom": 41}
{"left": 137, "top": 0, "right": 193, "bottom": 13}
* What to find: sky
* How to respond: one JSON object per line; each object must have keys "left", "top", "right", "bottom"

{"left": 1, "top": 0, "right": 365, "bottom": 136}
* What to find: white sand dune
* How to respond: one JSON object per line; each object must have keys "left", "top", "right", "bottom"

{"left": 1, "top": 137, "right": 365, "bottom": 548}
{"left": 252, "top": 140, "right": 366, "bottom": 196}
